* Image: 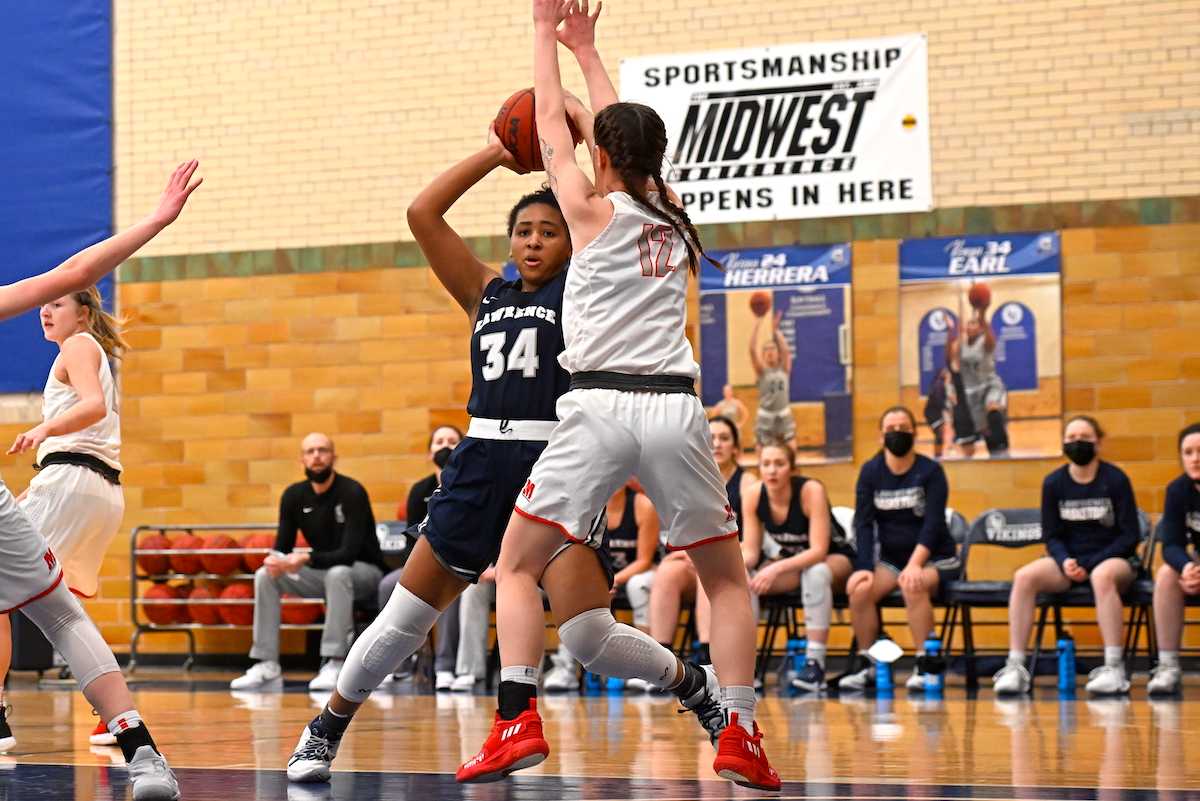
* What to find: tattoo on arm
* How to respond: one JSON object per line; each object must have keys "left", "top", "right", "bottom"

{"left": 539, "top": 137, "right": 558, "bottom": 193}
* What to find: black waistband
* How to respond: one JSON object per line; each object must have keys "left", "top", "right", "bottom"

{"left": 36, "top": 452, "right": 121, "bottom": 485}
{"left": 570, "top": 371, "right": 696, "bottom": 395}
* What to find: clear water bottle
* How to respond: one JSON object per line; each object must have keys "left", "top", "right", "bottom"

{"left": 784, "top": 637, "right": 806, "bottom": 684}
{"left": 1057, "top": 635, "right": 1076, "bottom": 692}
{"left": 923, "top": 637, "right": 944, "bottom": 695}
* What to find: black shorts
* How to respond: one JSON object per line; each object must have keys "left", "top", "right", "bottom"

{"left": 879, "top": 553, "right": 963, "bottom": 600}
{"left": 421, "top": 437, "right": 547, "bottom": 583}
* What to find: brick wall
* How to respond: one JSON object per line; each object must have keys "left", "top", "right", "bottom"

{"left": 113, "top": 0, "right": 1200, "bottom": 256}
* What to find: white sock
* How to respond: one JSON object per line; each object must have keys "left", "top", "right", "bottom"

{"left": 500, "top": 665, "right": 539, "bottom": 686}
{"left": 107, "top": 709, "right": 144, "bottom": 738}
{"left": 806, "top": 642, "right": 827, "bottom": 668}
{"left": 1159, "top": 651, "right": 1180, "bottom": 669}
{"left": 722, "top": 685, "right": 756, "bottom": 735}
{"left": 1007, "top": 649, "right": 1025, "bottom": 665}
{"left": 1104, "top": 646, "right": 1123, "bottom": 668}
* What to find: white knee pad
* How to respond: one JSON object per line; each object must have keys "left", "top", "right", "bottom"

{"left": 22, "top": 582, "right": 118, "bottom": 692}
{"left": 336, "top": 584, "right": 441, "bottom": 703}
{"left": 624, "top": 569, "right": 655, "bottom": 629}
{"left": 801, "top": 562, "right": 833, "bottom": 631}
{"left": 558, "top": 608, "right": 677, "bottom": 685}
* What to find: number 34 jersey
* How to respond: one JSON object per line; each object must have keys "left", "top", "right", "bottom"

{"left": 467, "top": 270, "right": 571, "bottom": 423}
{"left": 560, "top": 191, "right": 699, "bottom": 379}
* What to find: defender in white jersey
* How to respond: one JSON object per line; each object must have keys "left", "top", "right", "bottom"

{"left": 0, "top": 160, "right": 199, "bottom": 799}
{"left": 460, "top": 2, "right": 780, "bottom": 792}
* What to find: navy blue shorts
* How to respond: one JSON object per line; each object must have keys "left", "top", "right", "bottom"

{"left": 420, "top": 437, "right": 547, "bottom": 583}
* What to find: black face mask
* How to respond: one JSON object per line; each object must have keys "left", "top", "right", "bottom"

{"left": 883, "top": 430, "right": 914, "bottom": 457}
{"left": 432, "top": 447, "right": 453, "bottom": 469}
{"left": 1063, "top": 440, "right": 1096, "bottom": 466}
{"left": 305, "top": 466, "right": 334, "bottom": 484}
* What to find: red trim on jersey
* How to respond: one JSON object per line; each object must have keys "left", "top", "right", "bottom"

{"left": 69, "top": 586, "right": 97, "bottom": 600}
{"left": 664, "top": 529, "right": 739, "bottom": 552}
{"left": 512, "top": 506, "right": 580, "bottom": 543}
{"left": 0, "top": 570, "right": 64, "bottom": 615}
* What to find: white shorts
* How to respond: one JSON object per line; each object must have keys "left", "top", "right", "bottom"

{"left": 0, "top": 477, "right": 63, "bottom": 614}
{"left": 515, "top": 388, "right": 738, "bottom": 551}
{"left": 755, "top": 407, "right": 796, "bottom": 445}
{"left": 20, "top": 464, "right": 124, "bottom": 598}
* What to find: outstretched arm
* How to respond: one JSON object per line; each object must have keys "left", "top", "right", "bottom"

{"left": 0, "top": 161, "right": 201, "bottom": 322}
{"left": 407, "top": 134, "right": 522, "bottom": 318}
{"left": 749, "top": 316, "right": 764, "bottom": 376}
{"left": 772, "top": 310, "right": 792, "bottom": 373}
{"left": 558, "top": 0, "right": 618, "bottom": 114}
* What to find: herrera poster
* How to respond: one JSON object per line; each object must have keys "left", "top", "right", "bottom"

{"left": 620, "top": 34, "right": 931, "bottom": 224}
{"left": 700, "top": 244, "right": 853, "bottom": 463}
{"left": 899, "top": 233, "right": 1063, "bottom": 461}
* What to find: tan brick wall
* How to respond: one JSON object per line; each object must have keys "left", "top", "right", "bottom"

{"left": 113, "top": 0, "right": 1200, "bottom": 256}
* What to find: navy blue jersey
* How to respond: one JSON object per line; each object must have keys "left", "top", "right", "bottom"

{"left": 853, "top": 453, "right": 954, "bottom": 571}
{"left": 1042, "top": 461, "right": 1140, "bottom": 572}
{"left": 757, "top": 476, "right": 854, "bottom": 559}
{"left": 603, "top": 489, "right": 640, "bottom": 571}
{"left": 1160, "top": 474, "right": 1200, "bottom": 573}
{"left": 726, "top": 465, "right": 745, "bottom": 536}
{"left": 467, "top": 272, "right": 570, "bottom": 422}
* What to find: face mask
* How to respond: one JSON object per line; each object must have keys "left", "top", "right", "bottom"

{"left": 883, "top": 430, "right": 914, "bottom": 457}
{"left": 1063, "top": 440, "right": 1095, "bottom": 466}
{"left": 432, "top": 447, "right": 453, "bottom": 469}
{"left": 305, "top": 466, "right": 333, "bottom": 483}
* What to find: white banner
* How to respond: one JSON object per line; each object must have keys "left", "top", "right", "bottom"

{"left": 619, "top": 34, "right": 932, "bottom": 224}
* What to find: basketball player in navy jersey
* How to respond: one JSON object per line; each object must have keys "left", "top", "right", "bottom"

{"left": 286, "top": 133, "right": 577, "bottom": 782}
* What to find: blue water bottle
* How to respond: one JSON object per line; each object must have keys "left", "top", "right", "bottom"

{"left": 923, "top": 637, "right": 944, "bottom": 695}
{"left": 785, "top": 637, "right": 806, "bottom": 683}
{"left": 584, "top": 670, "right": 602, "bottom": 693}
{"left": 605, "top": 675, "right": 624, "bottom": 692}
{"left": 875, "top": 658, "right": 893, "bottom": 692}
{"left": 1057, "top": 635, "right": 1076, "bottom": 692}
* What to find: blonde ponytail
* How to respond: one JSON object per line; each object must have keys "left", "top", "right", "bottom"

{"left": 72, "top": 287, "right": 129, "bottom": 359}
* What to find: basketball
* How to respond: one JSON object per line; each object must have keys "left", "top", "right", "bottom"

{"left": 137, "top": 533, "right": 171, "bottom": 576}
{"left": 968, "top": 282, "right": 991, "bottom": 310}
{"left": 201, "top": 533, "right": 243, "bottom": 575}
{"left": 218, "top": 582, "right": 255, "bottom": 626}
{"left": 493, "top": 88, "right": 583, "bottom": 172}
{"left": 142, "top": 583, "right": 183, "bottom": 626}
{"left": 170, "top": 533, "right": 204, "bottom": 574}
{"left": 749, "top": 291, "right": 771, "bottom": 317}
{"left": 242, "top": 533, "right": 276, "bottom": 572}
{"left": 187, "top": 585, "right": 221, "bottom": 625}
{"left": 281, "top": 594, "right": 323, "bottom": 626}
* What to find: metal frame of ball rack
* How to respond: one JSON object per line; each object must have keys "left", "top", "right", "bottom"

{"left": 129, "top": 523, "right": 326, "bottom": 671}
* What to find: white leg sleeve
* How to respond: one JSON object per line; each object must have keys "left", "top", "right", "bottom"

{"left": 336, "top": 583, "right": 441, "bottom": 702}
{"left": 21, "top": 582, "right": 119, "bottom": 692}
{"left": 801, "top": 561, "right": 833, "bottom": 631}
{"left": 624, "top": 568, "right": 656, "bottom": 629}
{"left": 558, "top": 608, "right": 677, "bottom": 686}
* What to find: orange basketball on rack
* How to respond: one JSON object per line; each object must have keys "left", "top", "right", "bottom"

{"left": 170, "top": 534, "right": 204, "bottom": 574}
{"left": 218, "top": 582, "right": 255, "bottom": 626}
{"left": 137, "top": 533, "right": 171, "bottom": 576}
{"left": 281, "top": 594, "right": 323, "bottom": 625}
{"left": 187, "top": 585, "right": 222, "bottom": 625}
{"left": 201, "top": 534, "right": 243, "bottom": 575}
{"left": 142, "top": 583, "right": 183, "bottom": 626}
{"left": 242, "top": 533, "right": 276, "bottom": 572}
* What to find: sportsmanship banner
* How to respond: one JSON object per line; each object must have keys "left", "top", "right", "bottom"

{"left": 700, "top": 244, "right": 853, "bottom": 462}
{"left": 898, "top": 232, "right": 1062, "bottom": 461}
{"left": 620, "top": 33, "right": 931, "bottom": 224}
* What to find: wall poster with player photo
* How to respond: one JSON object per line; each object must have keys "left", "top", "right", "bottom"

{"left": 699, "top": 243, "right": 853, "bottom": 463}
{"left": 899, "top": 232, "right": 1062, "bottom": 461}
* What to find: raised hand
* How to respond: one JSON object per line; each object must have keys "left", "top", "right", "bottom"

{"left": 486, "top": 126, "right": 529, "bottom": 175}
{"left": 557, "top": 0, "right": 602, "bottom": 51}
{"left": 533, "top": 0, "right": 568, "bottom": 25}
{"left": 150, "top": 160, "right": 203, "bottom": 227}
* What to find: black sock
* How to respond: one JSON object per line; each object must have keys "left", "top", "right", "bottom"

{"left": 669, "top": 661, "right": 707, "bottom": 701}
{"left": 318, "top": 705, "right": 352, "bottom": 741}
{"left": 116, "top": 724, "right": 158, "bottom": 763}
{"left": 694, "top": 643, "right": 712, "bottom": 666}
{"left": 498, "top": 681, "right": 537, "bottom": 721}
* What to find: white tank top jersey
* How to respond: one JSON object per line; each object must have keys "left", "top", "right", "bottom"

{"left": 559, "top": 191, "right": 699, "bottom": 378}
{"left": 36, "top": 332, "right": 122, "bottom": 471}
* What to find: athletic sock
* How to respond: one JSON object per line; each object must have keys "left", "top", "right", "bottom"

{"left": 722, "top": 685, "right": 756, "bottom": 735}
{"left": 318, "top": 705, "right": 352, "bottom": 741}
{"left": 668, "top": 661, "right": 707, "bottom": 704}
{"left": 109, "top": 710, "right": 157, "bottom": 763}
{"left": 1007, "top": 649, "right": 1025, "bottom": 665}
{"left": 498, "top": 666, "right": 539, "bottom": 720}
{"left": 806, "top": 642, "right": 827, "bottom": 668}
{"left": 1159, "top": 651, "right": 1180, "bottom": 669}
{"left": 1104, "top": 646, "right": 1123, "bottom": 668}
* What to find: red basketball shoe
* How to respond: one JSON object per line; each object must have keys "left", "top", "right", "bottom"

{"left": 713, "top": 713, "right": 781, "bottom": 791}
{"left": 455, "top": 700, "right": 549, "bottom": 783}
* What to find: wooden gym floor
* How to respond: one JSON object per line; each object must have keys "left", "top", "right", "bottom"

{"left": 0, "top": 671, "right": 1197, "bottom": 800}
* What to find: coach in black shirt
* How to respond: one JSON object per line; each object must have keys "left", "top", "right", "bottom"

{"left": 230, "top": 433, "right": 386, "bottom": 693}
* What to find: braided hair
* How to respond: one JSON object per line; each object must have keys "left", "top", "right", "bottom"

{"left": 593, "top": 103, "right": 717, "bottom": 275}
